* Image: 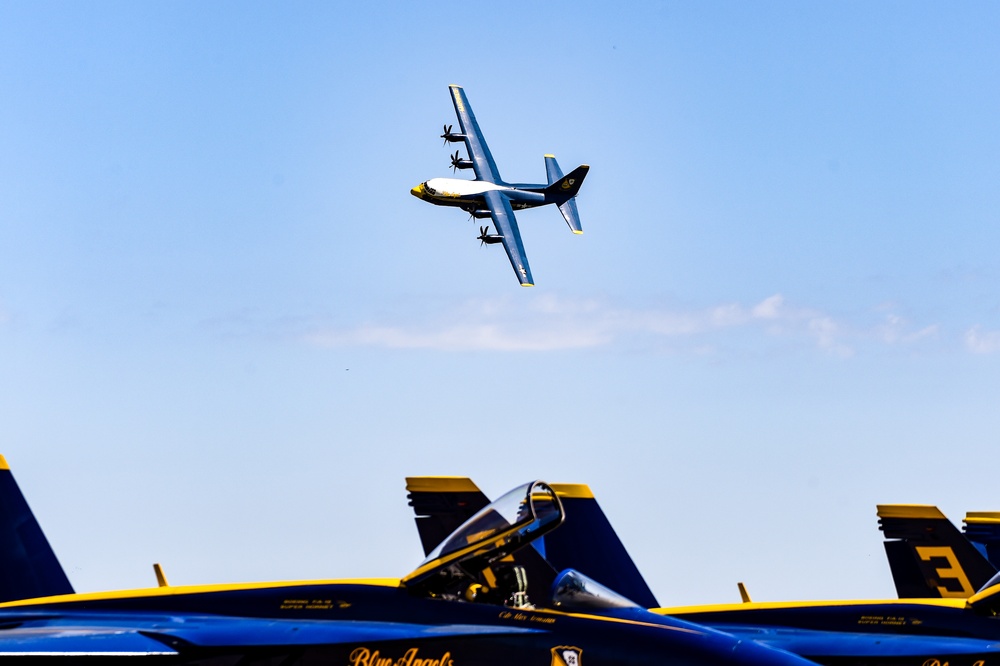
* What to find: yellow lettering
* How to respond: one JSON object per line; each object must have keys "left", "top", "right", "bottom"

{"left": 351, "top": 647, "right": 453, "bottom": 666}
{"left": 916, "top": 547, "right": 975, "bottom": 598}
{"left": 397, "top": 647, "right": 418, "bottom": 666}
{"left": 350, "top": 648, "right": 372, "bottom": 666}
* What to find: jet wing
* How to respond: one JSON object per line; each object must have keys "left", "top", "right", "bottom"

{"left": 449, "top": 85, "right": 502, "bottom": 184}
{"left": 0, "top": 617, "right": 541, "bottom": 656}
{"left": 483, "top": 190, "right": 533, "bottom": 287}
{"left": 721, "top": 625, "right": 1000, "bottom": 661}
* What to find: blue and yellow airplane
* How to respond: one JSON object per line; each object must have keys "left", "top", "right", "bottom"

{"left": 406, "top": 477, "right": 1000, "bottom": 666}
{"left": 0, "top": 456, "right": 823, "bottom": 666}
{"left": 410, "top": 85, "right": 589, "bottom": 286}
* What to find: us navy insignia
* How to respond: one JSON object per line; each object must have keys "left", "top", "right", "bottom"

{"left": 551, "top": 646, "right": 582, "bottom": 666}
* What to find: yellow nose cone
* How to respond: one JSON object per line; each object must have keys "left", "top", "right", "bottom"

{"left": 410, "top": 183, "right": 425, "bottom": 198}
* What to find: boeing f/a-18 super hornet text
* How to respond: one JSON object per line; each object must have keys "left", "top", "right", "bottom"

{"left": 0, "top": 456, "right": 820, "bottom": 666}
{"left": 411, "top": 85, "right": 589, "bottom": 287}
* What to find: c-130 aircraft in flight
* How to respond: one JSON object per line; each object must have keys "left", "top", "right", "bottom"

{"left": 411, "top": 85, "right": 589, "bottom": 287}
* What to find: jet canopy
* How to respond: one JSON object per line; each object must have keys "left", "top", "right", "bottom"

{"left": 402, "top": 480, "right": 641, "bottom": 613}
{"left": 423, "top": 481, "right": 562, "bottom": 563}
{"left": 403, "top": 481, "right": 563, "bottom": 595}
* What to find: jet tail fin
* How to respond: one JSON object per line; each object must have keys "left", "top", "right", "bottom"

{"left": 964, "top": 512, "right": 1000, "bottom": 570}
{"left": 0, "top": 455, "right": 74, "bottom": 602}
{"left": 405, "top": 477, "right": 490, "bottom": 556}
{"left": 545, "top": 484, "right": 659, "bottom": 608}
{"left": 878, "top": 504, "right": 996, "bottom": 598}
{"left": 543, "top": 164, "right": 589, "bottom": 201}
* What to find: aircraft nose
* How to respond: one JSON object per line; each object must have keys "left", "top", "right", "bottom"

{"left": 410, "top": 183, "right": 426, "bottom": 199}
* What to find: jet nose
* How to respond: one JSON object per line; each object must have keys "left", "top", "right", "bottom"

{"left": 410, "top": 183, "right": 426, "bottom": 199}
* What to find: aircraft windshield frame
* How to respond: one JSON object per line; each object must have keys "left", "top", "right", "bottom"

{"left": 402, "top": 481, "right": 564, "bottom": 592}
{"left": 421, "top": 481, "right": 561, "bottom": 565}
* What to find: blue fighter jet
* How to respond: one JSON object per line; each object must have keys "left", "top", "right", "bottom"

{"left": 0, "top": 456, "right": 821, "bottom": 666}
{"left": 411, "top": 85, "right": 589, "bottom": 286}
{"left": 406, "top": 477, "right": 1000, "bottom": 666}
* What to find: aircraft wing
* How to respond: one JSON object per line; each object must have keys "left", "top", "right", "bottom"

{"left": 720, "top": 625, "right": 1000, "bottom": 661}
{"left": 449, "top": 85, "right": 502, "bottom": 184}
{"left": 0, "top": 617, "right": 541, "bottom": 656}
{"left": 483, "top": 190, "right": 533, "bottom": 286}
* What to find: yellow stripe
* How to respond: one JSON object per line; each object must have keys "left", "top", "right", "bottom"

{"left": 965, "top": 512, "right": 1000, "bottom": 524}
{"left": 551, "top": 484, "right": 594, "bottom": 499}
{"left": 405, "top": 477, "right": 480, "bottom": 493}
{"left": 968, "top": 583, "right": 1000, "bottom": 605}
{"left": 876, "top": 504, "right": 946, "bottom": 519}
{"left": 524, "top": 608, "right": 703, "bottom": 634}
{"left": 402, "top": 525, "right": 524, "bottom": 583}
{"left": 0, "top": 579, "right": 401, "bottom": 608}
{"left": 544, "top": 154, "right": 555, "bottom": 158}
{"left": 654, "top": 597, "right": 966, "bottom": 615}
{"left": 0, "top": 455, "right": 8, "bottom": 470}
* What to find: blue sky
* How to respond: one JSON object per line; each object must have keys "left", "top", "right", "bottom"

{"left": 2, "top": 1, "right": 1000, "bottom": 606}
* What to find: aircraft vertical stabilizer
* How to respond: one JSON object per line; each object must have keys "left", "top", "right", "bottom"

{"left": 964, "top": 512, "right": 1000, "bottom": 570}
{"left": 878, "top": 504, "right": 995, "bottom": 598}
{"left": 0, "top": 455, "right": 74, "bottom": 602}
{"left": 405, "top": 477, "right": 490, "bottom": 556}
{"left": 545, "top": 484, "right": 658, "bottom": 608}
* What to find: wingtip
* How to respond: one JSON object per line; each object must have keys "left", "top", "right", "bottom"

{"left": 520, "top": 282, "right": 535, "bottom": 287}
{"left": 0, "top": 455, "right": 7, "bottom": 470}
{"left": 572, "top": 230, "right": 584, "bottom": 235}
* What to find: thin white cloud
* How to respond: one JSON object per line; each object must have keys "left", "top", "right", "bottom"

{"left": 875, "top": 313, "right": 939, "bottom": 345}
{"left": 304, "top": 293, "right": 932, "bottom": 356}
{"left": 751, "top": 294, "right": 784, "bottom": 319}
{"left": 307, "top": 323, "right": 607, "bottom": 352}
{"left": 965, "top": 325, "right": 1000, "bottom": 354}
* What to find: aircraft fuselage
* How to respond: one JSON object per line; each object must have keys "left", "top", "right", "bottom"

{"left": 411, "top": 178, "right": 549, "bottom": 212}
{"left": 0, "top": 580, "right": 814, "bottom": 666}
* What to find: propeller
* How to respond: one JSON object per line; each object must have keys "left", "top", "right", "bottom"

{"left": 478, "top": 226, "right": 490, "bottom": 247}
{"left": 440, "top": 124, "right": 465, "bottom": 145}
{"left": 451, "top": 150, "right": 462, "bottom": 173}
